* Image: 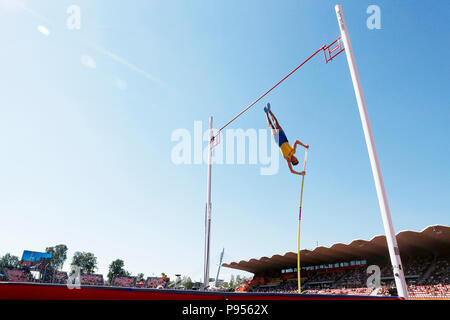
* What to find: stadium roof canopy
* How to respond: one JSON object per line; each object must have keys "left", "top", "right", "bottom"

{"left": 222, "top": 225, "right": 449, "bottom": 274}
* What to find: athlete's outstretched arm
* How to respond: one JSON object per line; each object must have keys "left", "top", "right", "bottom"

{"left": 293, "top": 140, "right": 309, "bottom": 153}
{"left": 268, "top": 109, "right": 282, "bottom": 130}
{"left": 286, "top": 158, "right": 305, "bottom": 175}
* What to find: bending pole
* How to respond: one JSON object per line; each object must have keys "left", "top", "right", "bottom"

{"left": 203, "top": 116, "right": 213, "bottom": 289}
{"left": 335, "top": 4, "right": 409, "bottom": 299}
{"left": 297, "top": 147, "right": 308, "bottom": 293}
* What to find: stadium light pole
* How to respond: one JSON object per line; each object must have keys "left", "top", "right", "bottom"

{"left": 335, "top": 4, "right": 409, "bottom": 299}
{"left": 203, "top": 116, "right": 213, "bottom": 290}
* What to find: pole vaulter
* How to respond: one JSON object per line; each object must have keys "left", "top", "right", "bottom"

{"left": 264, "top": 102, "right": 309, "bottom": 294}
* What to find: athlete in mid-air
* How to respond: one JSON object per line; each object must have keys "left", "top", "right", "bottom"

{"left": 264, "top": 103, "right": 309, "bottom": 175}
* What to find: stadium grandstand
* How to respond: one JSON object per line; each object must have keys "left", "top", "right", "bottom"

{"left": 223, "top": 225, "right": 449, "bottom": 299}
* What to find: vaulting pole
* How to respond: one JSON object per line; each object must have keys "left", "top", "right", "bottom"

{"left": 203, "top": 116, "right": 213, "bottom": 289}
{"left": 297, "top": 147, "right": 308, "bottom": 293}
{"left": 335, "top": 4, "right": 409, "bottom": 299}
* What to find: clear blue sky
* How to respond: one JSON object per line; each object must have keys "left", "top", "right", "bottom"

{"left": 0, "top": 0, "right": 448, "bottom": 283}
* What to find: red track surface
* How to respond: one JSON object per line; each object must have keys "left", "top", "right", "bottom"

{"left": 0, "top": 282, "right": 402, "bottom": 300}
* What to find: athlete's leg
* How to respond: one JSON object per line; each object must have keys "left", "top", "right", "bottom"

{"left": 266, "top": 112, "right": 275, "bottom": 130}
{"left": 268, "top": 110, "right": 282, "bottom": 130}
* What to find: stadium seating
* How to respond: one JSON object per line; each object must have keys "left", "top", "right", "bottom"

{"left": 55, "top": 271, "right": 68, "bottom": 284}
{"left": 113, "top": 276, "right": 136, "bottom": 287}
{"left": 4, "top": 269, "right": 29, "bottom": 282}
{"left": 408, "top": 284, "right": 450, "bottom": 298}
{"left": 425, "top": 259, "right": 449, "bottom": 285}
{"left": 146, "top": 277, "right": 166, "bottom": 289}
{"left": 80, "top": 274, "right": 104, "bottom": 286}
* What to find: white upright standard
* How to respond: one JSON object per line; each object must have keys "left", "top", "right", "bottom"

{"left": 203, "top": 116, "right": 213, "bottom": 289}
{"left": 335, "top": 4, "right": 409, "bottom": 299}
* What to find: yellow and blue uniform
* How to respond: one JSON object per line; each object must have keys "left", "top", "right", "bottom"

{"left": 272, "top": 129, "right": 294, "bottom": 159}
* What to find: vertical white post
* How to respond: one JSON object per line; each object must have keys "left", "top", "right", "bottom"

{"left": 203, "top": 116, "right": 213, "bottom": 289}
{"left": 335, "top": 4, "right": 409, "bottom": 299}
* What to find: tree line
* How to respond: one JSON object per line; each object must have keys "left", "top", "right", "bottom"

{"left": 0, "top": 244, "right": 248, "bottom": 289}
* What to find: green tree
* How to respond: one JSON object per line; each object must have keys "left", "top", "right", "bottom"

{"left": 228, "top": 275, "right": 235, "bottom": 289}
{"left": 181, "top": 276, "right": 194, "bottom": 290}
{"left": 0, "top": 253, "right": 20, "bottom": 272}
{"left": 136, "top": 273, "right": 145, "bottom": 283}
{"left": 107, "top": 259, "right": 130, "bottom": 284}
{"left": 227, "top": 275, "right": 248, "bottom": 291}
{"left": 46, "top": 244, "right": 68, "bottom": 270}
{"left": 71, "top": 252, "right": 97, "bottom": 274}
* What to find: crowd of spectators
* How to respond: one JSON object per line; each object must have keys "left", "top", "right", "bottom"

{"left": 407, "top": 284, "right": 450, "bottom": 298}
{"left": 381, "top": 256, "right": 432, "bottom": 279}
{"left": 3, "top": 268, "right": 69, "bottom": 284}
{"left": 304, "top": 287, "right": 373, "bottom": 295}
{"left": 80, "top": 274, "right": 104, "bottom": 286}
{"left": 338, "top": 268, "right": 366, "bottom": 288}
{"left": 404, "top": 257, "right": 432, "bottom": 277}
{"left": 4, "top": 269, "right": 30, "bottom": 282}
{"left": 424, "top": 259, "right": 449, "bottom": 285}
{"left": 251, "top": 280, "right": 299, "bottom": 294}
{"left": 246, "top": 256, "right": 449, "bottom": 298}
{"left": 307, "top": 271, "right": 342, "bottom": 287}
{"left": 146, "top": 277, "right": 166, "bottom": 289}
{"left": 253, "top": 281, "right": 450, "bottom": 298}
{"left": 1, "top": 269, "right": 169, "bottom": 289}
{"left": 54, "top": 271, "right": 68, "bottom": 284}
{"left": 113, "top": 276, "right": 136, "bottom": 287}
{"left": 377, "top": 283, "right": 450, "bottom": 298}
